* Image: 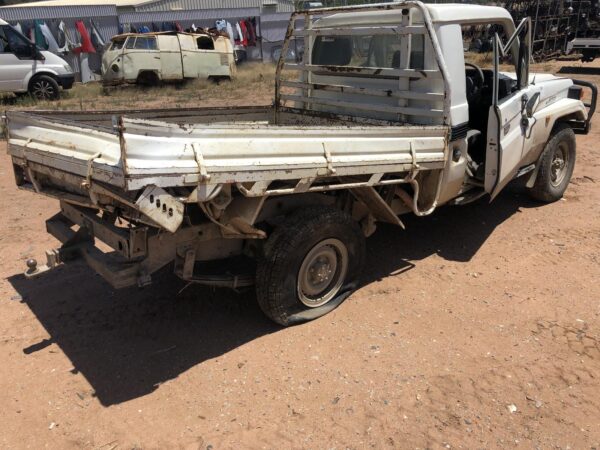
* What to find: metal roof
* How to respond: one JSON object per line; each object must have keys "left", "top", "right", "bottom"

{"left": 119, "top": 7, "right": 260, "bottom": 23}
{"left": 1, "top": 0, "right": 155, "bottom": 7}
{"left": 1, "top": 0, "right": 295, "bottom": 13}
{"left": 0, "top": 4, "right": 118, "bottom": 20}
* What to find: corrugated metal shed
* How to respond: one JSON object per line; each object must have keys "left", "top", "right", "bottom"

{"left": 119, "top": 7, "right": 260, "bottom": 24}
{"left": 0, "top": 4, "right": 118, "bottom": 20}
{"left": 133, "top": 0, "right": 295, "bottom": 13}
{"left": 0, "top": 5, "right": 119, "bottom": 44}
{"left": 1, "top": 0, "right": 154, "bottom": 7}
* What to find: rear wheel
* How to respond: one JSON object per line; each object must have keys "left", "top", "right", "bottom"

{"left": 29, "top": 75, "right": 60, "bottom": 100}
{"left": 256, "top": 206, "right": 365, "bottom": 326}
{"left": 529, "top": 124, "right": 576, "bottom": 202}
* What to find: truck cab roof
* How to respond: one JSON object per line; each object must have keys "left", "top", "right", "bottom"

{"left": 313, "top": 2, "right": 515, "bottom": 34}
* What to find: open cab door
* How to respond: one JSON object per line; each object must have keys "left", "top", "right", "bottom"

{"left": 485, "top": 18, "right": 539, "bottom": 199}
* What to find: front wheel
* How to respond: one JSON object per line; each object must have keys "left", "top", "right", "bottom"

{"left": 256, "top": 206, "right": 366, "bottom": 326}
{"left": 29, "top": 75, "right": 60, "bottom": 100}
{"left": 529, "top": 124, "right": 576, "bottom": 202}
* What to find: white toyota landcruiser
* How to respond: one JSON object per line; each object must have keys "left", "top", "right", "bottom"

{"left": 4, "top": 3, "right": 597, "bottom": 325}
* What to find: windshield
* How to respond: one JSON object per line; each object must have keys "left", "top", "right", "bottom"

{"left": 110, "top": 37, "right": 126, "bottom": 51}
{"left": 0, "top": 24, "right": 34, "bottom": 57}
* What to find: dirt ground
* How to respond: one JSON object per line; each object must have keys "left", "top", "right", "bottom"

{"left": 1, "top": 62, "right": 600, "bottom": 450}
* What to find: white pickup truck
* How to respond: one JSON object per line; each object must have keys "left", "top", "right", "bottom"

{"left": 3, "top": 2, "right": 597, "bottom": 326}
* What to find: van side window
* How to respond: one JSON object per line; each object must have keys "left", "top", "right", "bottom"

{"left": 0, "top": 25, "right": 32, "bottom": 58}
{"left": 134, "top": 37, "right": 157, "bottom": 50}
{"left": 125, "top": 37, "right": 136, "bottom": 49}
{"left": 197, "top": 36, "right": 214, "bottom": 50}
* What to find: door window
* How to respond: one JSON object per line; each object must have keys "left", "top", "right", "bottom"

{"left": 133, "top": 37, "right": 157, "bottom": 50}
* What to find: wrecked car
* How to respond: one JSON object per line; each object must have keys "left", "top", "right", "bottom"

{"left": 101, "top": 31, "right": 235, "bottom": 85}
{"left": 4, "top": 2, "right": 596, "bottom": 325}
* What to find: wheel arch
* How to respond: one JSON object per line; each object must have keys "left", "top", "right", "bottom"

{"left": 26, "top": 70, "right": 60, "bottom": 91}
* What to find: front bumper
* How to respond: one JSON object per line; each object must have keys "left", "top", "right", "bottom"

{"left": 57, "top": 74, "right": 75, "bottom": 90}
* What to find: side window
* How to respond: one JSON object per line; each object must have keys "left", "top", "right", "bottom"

{"left": 125, "top": 37, "right": 136, "bottom": 49}
{"left": 134, "top": 37, "right": 157, "bottom": 50}
{"left": 197, "top": 36, "right": 215, "bottom": 50}
{"left": 1, "top": 25, "right": 32, "bottom": 58}
{"left": 409, "top": 34, "right": 424, "bottom": 70}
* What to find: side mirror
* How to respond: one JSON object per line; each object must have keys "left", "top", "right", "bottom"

{"left": 525, "top": 91, "right": 540, "bottom": 117}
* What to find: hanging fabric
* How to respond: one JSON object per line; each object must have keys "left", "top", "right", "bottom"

{"left": 226, "top": 22, "right": 235, "bottom": 47}
{"left": 244, "top": 19, "right": 255, "bottom": 46}
{"left": 39, "top": 21, "right": 60, "bottom": 52}
{"left": 215, "top": 19, "right": 226, "bottom": 31}
{"left": 239, "top": 20, "right": 248, "bottom": 47}
{"left": 13, "top": 22, "right": 23, "bottom": 34}
{"left": 33, "top": 20, "right": 49, "bottom": 49}
{"left": 56, "top": 21, "right": 75, "bottom": 53}
{"left": 151, "top": 22, "right": 160, "bottom": 32}
{"left": 138, "top": 25, "right": 150, "bottom": 33}
{"left": 73, "top": 20, "right": 96, "bottom": 54}
{"left": 235, "top": 22, "right": 243, "bottom": 44}
{"left": 90, "top": 19, "right": 105, "bottom": 51}
{"left": 175, "top": 22, "right": 183, "bottom": 32}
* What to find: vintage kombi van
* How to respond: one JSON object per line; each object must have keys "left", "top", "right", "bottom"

{"left": 101, "top": 31, "right": 235, "bottom": 85}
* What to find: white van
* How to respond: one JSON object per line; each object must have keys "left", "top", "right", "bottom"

{"left": 0, "top": 18, "right": 74, "bottom": 100}
{"left": 102, "top": 31, "right": 236, "bottom": 85}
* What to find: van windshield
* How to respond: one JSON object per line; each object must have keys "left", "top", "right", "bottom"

{"left": 110, "top": 38, "right": 126, "bottom": 50}
{"left": 0, "top": 24, "right": 34, "bottom": 57}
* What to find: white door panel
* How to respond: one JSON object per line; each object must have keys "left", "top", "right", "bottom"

{"left": 484, "top": 18, "right": 535, "bottom": 199}
{"left": 485, "top": 86, "right": 541, "bottom": 198}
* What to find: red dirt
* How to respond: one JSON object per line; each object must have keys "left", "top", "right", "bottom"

{"left": 1, "top": 65, "right": 600, "bottom": 449}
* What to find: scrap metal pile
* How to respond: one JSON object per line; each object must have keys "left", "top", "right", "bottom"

{"left": 505, "top": 0, "right": 600, "bottom": 60}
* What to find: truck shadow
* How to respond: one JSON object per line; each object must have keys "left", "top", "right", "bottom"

{"left": 7, "top": 188, "right": 535, "bottom": 406}
{"left": 557, "top": 66, "right": 600, "bottom": 75}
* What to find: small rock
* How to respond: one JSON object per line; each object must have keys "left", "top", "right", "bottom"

{"left": 507, "top": 404, "right": 517, "bottom": 414}
{"left": 48, "top": 422, "right": 56, "bottom": 430}
{"left": 332, "top": 396, "right": 340, "bottom": 405}
{"left": 10, "top": 295, "right": 22, "bottom": 302}
{"left": 464, "top": 418, "right": 472, "bottom": 425}
{"left": 535, "top": 400, "right": 543, "bottom": 409}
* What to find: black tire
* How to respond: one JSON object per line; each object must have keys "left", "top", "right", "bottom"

{"left": 529, "top": 123, "right": 576, "bottom": 202}
{"left": 28, "top": 75, "right": 60, "bottom": 100}
{"left": 256, "top": 206, "right": 366, "bottom": 326}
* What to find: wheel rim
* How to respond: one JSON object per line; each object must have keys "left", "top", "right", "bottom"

{"left": 297, "top": 238, "right": 349, "bottom": 308}
{"left": 32, "top": 80, "right": 55, "bottom": 99}
{"left": 550, "top": 142, "right": 569, "bottom": 187}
